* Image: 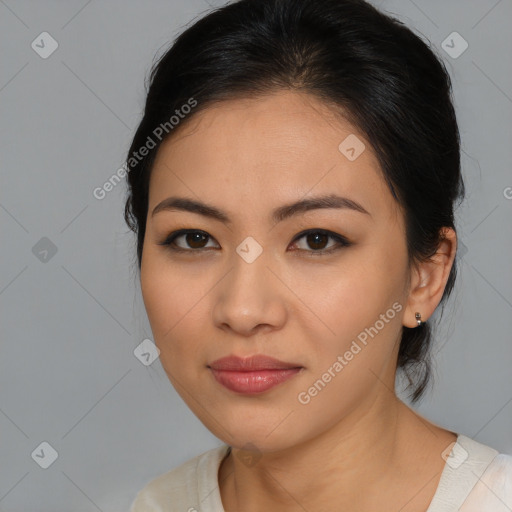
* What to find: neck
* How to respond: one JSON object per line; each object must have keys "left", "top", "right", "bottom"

{"left": 219, "top": 391, "right": 427, "bottom": 511}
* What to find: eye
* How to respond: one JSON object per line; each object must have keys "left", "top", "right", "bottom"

{"left": 157, "top": 229, "right": 219, "bottom": 252}
{"left": 289, "top": 229, "right": 351, "bottom": 256}
{"left": 157, "top": 228, "right": 351, "bottom": 255}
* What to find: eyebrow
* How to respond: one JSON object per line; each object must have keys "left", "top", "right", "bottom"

{"left": 151, "top": 194, "right": 371, "bottom": 224}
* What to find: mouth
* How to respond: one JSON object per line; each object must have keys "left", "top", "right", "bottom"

{"left": 208, "top": 354, "right": 303, "bottom": 394}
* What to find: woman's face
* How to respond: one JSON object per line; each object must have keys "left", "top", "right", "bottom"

{"left": 140, "top": 90, "right": 413, "bottom": 452}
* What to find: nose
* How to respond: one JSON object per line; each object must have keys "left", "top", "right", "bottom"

{"left": 211, "top": 248, "right": 288, "bottom": 337}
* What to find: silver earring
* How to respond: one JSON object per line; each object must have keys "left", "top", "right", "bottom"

{"left": 415, "top": 312, "right": 423, "bottom": 327}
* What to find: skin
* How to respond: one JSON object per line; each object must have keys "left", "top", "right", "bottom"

{"left": 140, "top": 90, "right": 458, "bottom": 512}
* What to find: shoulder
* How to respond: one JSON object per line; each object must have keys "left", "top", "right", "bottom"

{"left": 129, "top": 453, "right": 201, "bottom": 512}
{"left": 489, "top": 452, "right": 512, "bottom": 475}
{"left": 130, "top": 444, "right": 230, "bottom": 512}
{"left": 434, "top": 435, "right": 512, "bottom": 512}
{"left": 457, "top": 434, "right": 512, "bottom": 480}
{"left": 460, "top": 452, "right": 512, "bottom": 511}
{"left": 475, "top": 452, "right": 512, "bottom": 495}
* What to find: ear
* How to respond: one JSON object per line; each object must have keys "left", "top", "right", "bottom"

{"left": 403, "top": 227, "right": 457, "bottom": 328}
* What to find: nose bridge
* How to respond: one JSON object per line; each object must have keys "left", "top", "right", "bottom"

{"left": 212, "top": 234, "right": 286, "bottom": 333}
{"left": 235, "top": 234, "right": 265, "bottom": 265}
{"left": 228, "top": 234, "right": 273, "bottom": 299}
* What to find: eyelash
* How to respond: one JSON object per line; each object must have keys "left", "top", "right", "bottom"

{"left": 157, "top": 228, "right": 351, "bottom": 257}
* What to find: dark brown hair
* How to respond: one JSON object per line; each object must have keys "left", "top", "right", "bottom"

{"left": 124, "top": 0, "right": 465, "bottom": 402}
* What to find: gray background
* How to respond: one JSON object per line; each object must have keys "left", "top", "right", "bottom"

{"left": 1, "top": 0, "right": 511, "bottom": 510}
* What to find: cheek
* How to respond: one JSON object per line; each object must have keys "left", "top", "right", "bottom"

{"left": 140, "top": 253, "right": 211, "bottom": 363}
{"left": 304, "top": 247, "right": 404, "bottom": 328}
{"left": 307, "top": 277, "right": 402, "bottom": 366}
{"left": 296, "top": 242, "right": 406, "bottom": 370}
{"left": 293, "top": 273, "right": 404, "bottom": 423}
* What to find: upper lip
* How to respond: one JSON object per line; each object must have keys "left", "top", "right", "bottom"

{"left": 208, "top": 354, "right": 303, "bottom": 371}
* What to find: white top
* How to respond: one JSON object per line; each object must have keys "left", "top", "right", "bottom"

{"left": 130, "top": 434, "right": 512, "bottom": 511}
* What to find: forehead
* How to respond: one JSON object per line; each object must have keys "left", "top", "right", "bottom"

{"left": 148, "top": 90, "right": 397, "bottom": 222}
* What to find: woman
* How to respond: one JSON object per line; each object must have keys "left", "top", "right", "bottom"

{"left": 126, "top": 0, "right": 512, "bottom": 510}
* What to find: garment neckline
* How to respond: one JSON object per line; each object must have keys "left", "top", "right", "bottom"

{"left": 202, "top": 434, "right": 498, "bottom": 512}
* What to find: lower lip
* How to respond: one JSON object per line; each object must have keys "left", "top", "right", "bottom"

{"left": 209, "top": 368, "right": 302, "bottom": 394}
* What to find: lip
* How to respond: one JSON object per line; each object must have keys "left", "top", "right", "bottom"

{"left": 209, "top": 354, "right": 302, "bottom": 371}
{"left": 208, "top": 355, "right": 303, "bottom": 394}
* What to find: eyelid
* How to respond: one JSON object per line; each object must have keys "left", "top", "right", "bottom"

{"left": 158, "top": 229, "right": 219, "bottom": 251}
{"left": 290, "top": 229, "right": 351, "bottom": 256}
{"left": 158, "top": 228, "right": 351, "bottom": 254}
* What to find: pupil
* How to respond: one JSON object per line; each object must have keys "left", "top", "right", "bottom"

{"left": 187, "top": 232, "right": 207, "bottom": 248}
{"left": 308, "top": 232, "right": 327, "bottom": 250}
